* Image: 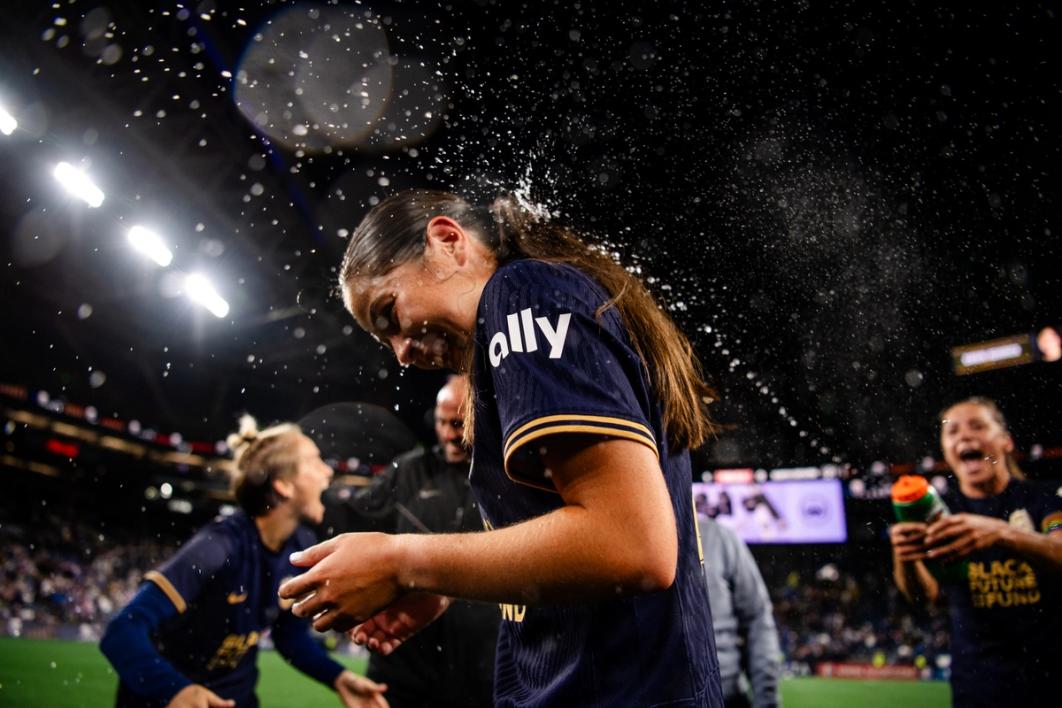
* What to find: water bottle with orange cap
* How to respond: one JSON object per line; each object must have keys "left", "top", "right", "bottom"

{"left": 891, "top": 475, "right": 968, "bottom": 581}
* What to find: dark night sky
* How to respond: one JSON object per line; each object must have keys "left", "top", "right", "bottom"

{"left": 2, "top": 0, "right": 1060, "bottom": 473}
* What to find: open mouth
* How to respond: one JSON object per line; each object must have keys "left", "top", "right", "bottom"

{"left": 958, "top": 449, "right": 984, "bottom": 461}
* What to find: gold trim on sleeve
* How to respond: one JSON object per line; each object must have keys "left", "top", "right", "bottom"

{"left": 144, "top": 570, "right": 187, "bottom": 614}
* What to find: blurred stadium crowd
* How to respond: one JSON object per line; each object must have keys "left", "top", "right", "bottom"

{"left": 1, "top": 515, "right": 950, "bottom": 678}
{"left": 1, "top": 518, "right": 166, "bottom": 642}
{"left": 772, "top": 566, "right": 949, "bottom": 678}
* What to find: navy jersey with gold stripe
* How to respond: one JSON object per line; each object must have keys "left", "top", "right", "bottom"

{"left": 127, "top": 512, "right": 321, "bottom": 705}
{"left": 470, "top": 259, "right": 723, "bottom": 707}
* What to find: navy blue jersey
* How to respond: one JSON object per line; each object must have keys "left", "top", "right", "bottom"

{"left": 469, "top": 259, "right": 723, "bottom": 707}
{"left": 118, "top": 512, "right": 333, "bottom": 705}
{"left": 941, "top": 479, "right": 1062, "bottom": 708}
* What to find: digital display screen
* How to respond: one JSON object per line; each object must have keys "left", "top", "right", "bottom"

{"left": 692, "top": 479, "right": 847, "bottom": 544}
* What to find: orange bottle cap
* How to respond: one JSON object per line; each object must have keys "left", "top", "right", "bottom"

{"left": 891, "top": 474, "right": 929, "bottom": 503}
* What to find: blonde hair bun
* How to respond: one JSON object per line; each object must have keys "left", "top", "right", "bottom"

{"left": 226, "top": 414, "right": 260, "bottom": 462}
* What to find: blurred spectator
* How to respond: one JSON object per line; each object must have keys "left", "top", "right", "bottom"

{"left": 700, "top": 517, "right": 781, "bottom": 708}
{"left": 321, "top": 375, "right": 498, "bottom": 708}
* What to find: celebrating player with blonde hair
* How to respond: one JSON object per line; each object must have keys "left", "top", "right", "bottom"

{"left": 101, "top": 415, "right": 387, "bottom": 708}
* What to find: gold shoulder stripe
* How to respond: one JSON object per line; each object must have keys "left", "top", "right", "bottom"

{"left": 144, "top": 571, "right": 187, "bottom": 614}
{"left": 506, "top": 423, "right": 658, "bottom": 460}
{"left": 504, "top": 424, "right": 659, "bottom": 470}
{"left": 502, "top": 424, "right": 660, "bottom": 493}
{"left": 506, "top": 414, "right": 654, "bottom": 446}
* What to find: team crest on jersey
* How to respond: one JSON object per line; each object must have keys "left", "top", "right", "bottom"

{"left": 1008, "top": 508, "right": 1034, "bottom": 532}
{"left": 489, "top": 309, "right": 571, "bottom": 367}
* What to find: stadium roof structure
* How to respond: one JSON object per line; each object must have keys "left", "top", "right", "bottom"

{"left": 2, "top": 1, "right": 1060, "bottom": 486}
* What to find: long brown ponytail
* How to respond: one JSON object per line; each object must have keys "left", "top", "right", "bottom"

{"left": 339, "top": 189, "right": 717, "bottom": 451}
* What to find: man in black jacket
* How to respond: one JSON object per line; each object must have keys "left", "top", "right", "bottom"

{"left": 323, "top": 375, "right": 498, "bottom": 708}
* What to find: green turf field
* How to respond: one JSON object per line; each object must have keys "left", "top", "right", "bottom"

{"left": 0, "top": 637, "right": 951, "bottom": 707}
{"left": 0, "top": 637, "right": 366, "bottom": 707}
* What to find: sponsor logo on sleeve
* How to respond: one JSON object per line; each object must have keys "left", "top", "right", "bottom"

{"left": 489, "top": 309, "right": 571, "bottom": 367}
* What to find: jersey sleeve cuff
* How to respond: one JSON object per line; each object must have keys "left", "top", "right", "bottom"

{"left": 144, "top": 570, "right": 187, "bottom": 614}
{"left": 503, "top": 413, "right": 659, "bottom": 490}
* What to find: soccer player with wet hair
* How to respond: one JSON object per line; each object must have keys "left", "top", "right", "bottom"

{"left": 280, "top": 189, "right": 725, "bottom": 707}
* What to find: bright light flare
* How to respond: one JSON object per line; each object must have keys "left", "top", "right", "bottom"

{"left": 127, "top": 225, "right": 173, "bottom": 267}
{"left": 53, "top": 161, "right": 105, "bottom": 207}
{"left": 0, "top": 104, "right": 16, "bottom": 135}
{"left": 185, "top": 273, "right": 230, "bottom": 318}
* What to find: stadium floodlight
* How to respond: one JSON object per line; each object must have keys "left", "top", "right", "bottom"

{"left": 53, "top": 161, "right": 105, "bottom": 207}
{"left": 0, "top": 104, "right": 16, "bottom": 135}
{"left": 185, "top": 272, "right": 230, "bottom": 318}
{"left": 127, "top": 225, "right": 173, "bottom": 267}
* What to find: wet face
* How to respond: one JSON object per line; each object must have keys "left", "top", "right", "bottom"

{"left": 434, "top": 378, "right": 470, "bottom": 463}
{"left": 288, "top": 434, "right": 334, "bottom": 524}
{"left": 347, "top": 255, "right": 475, "bottom": 371}
{"left": 940, "top": 402, "right": 1013, "bottom": 494}
{"left": 344, "top": 220, "right": 493, "bottom": 372}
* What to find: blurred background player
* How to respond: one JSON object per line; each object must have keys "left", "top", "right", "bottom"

{"left": 889, "top": 397, "right": 1062, "bottom": 708}
{"left": 322, "top": 375, "right": 497, "bottom": 708}
{"left": 699, "top": 516, "right": 782, "bottom": 708}
{"left": 100, "top": 415, "right": 388, "bottom": 708}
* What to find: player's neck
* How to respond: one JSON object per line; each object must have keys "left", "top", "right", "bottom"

{"left": 255, "top": 510, "right": 298, "bottom": 552}
{"left": 961, "top": 472, "right": 1010, "bottom": 500}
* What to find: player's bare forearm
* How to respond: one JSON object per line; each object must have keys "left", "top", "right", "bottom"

{"left": 407, "top": 436, "right": 677, "bottom": 603}
{"left": 281, "top": 438, "right": 678, "bottom": 624}
{"left": 396, "top": 501, "right": 674, "bottom": 605}
{"left": 892, "top": 556, "right": 938, "bottom": 605}
{"left": 889, "top": 521, "right": 937, "bottom": 605}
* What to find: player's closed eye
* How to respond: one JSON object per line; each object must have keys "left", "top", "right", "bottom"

{"left": 372, "top": 300, "right": 398, "bottom": 337}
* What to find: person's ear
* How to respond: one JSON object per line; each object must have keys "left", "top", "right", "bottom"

{"left": 273, "top": 477, "right": 294, "bottom": 501}
{"left": 425, "top": 216, "right": 471, "bottom": 266}
{"left": 1001, "top": 432, "right": 1015, "bottom": 455}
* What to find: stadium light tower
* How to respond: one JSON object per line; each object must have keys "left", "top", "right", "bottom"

{"left": 53, "top": 161, "right": 105, "bottom": 207}
{"left": 127, "top": 225, "right": 173, "bottom": 267}
{"left": 0, "top": 103, "right": 17, "bottom": 135}
{"left": 185, "top": 273, "right": 230, "bottom": 318}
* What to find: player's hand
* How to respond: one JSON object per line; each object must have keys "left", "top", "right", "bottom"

{"left": 279, "top": 533, "right": 403, "bottom": 632}
{"left": 889, "top": 522, "right": 929, "bottom": 562}
{"left": 925, "top": 513, "right": 1010, "bottom": 561}
{"left": 166, "top": 684, "right": 235, "bottom": 708}
{"left": 333, "top": 670, "right": 389, "bottom": 708}
{"left": 350, "top": 592, "right": 451, "bottom": 656}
